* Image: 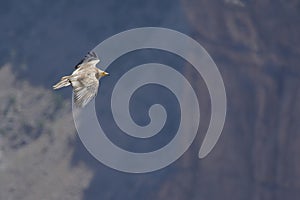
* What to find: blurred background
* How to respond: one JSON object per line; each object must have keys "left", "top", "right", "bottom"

{"left": 0, "top": 0, "right": 300, "bottom": 199}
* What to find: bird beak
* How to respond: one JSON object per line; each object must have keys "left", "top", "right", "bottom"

{"left": 102, "top": 71, "right": 109, "bottom": 76}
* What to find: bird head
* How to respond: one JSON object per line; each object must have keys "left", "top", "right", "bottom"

{"left": 97, "top": 69, "right": 109, "bottom": 79}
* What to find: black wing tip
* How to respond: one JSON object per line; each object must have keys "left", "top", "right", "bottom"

{"left": 87, "top": 51, "right": 98, "bottom": 58}
{"left": 75, "top": 51, "right": 99, "bottom": 69}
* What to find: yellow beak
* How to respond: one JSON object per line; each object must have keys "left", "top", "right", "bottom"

{"left": 102, "top": 71, "right": 109, "bottom": 76}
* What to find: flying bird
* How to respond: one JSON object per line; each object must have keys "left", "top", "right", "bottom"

{"left": 53, "top": 51, "right": 109, "bottom": 107}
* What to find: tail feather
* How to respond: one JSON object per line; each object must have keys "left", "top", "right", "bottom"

{"left": 53, "top": 76, "right": 71, "bottom": 90}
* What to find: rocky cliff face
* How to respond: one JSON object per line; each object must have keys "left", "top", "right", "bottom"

{"left": 161, "top": 1, "right": 300, "bottom": 199}
{"left": 0, "top": 65, "right": 92, "bottom": 200}
{"left": 0, "top": 0, "right": 299, "bottom": 199}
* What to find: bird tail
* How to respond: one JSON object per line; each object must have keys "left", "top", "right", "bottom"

{"left": 53, "top": 76, "right": 71, "bottom": 90}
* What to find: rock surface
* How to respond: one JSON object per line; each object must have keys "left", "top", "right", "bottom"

{"left": 0, "top": 0, "right": 299, "bottom": 199}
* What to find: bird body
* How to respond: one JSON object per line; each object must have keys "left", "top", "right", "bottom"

{"left": 53, "top": 52, "right": 109, "bottom": 107}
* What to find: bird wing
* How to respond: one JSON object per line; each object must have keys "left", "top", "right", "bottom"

{"left": 72, "top": 73, "right": 99, "bottom": 108}
{"left": 75, "top": 51, "right": 99, "bottom": 69}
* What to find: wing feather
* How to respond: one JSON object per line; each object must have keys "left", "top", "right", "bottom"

{"left": 75, "top": 51, "right": 99, "bottom": 69}
{"left": 72, "top": 73, "right": 99, "bottom": 107}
